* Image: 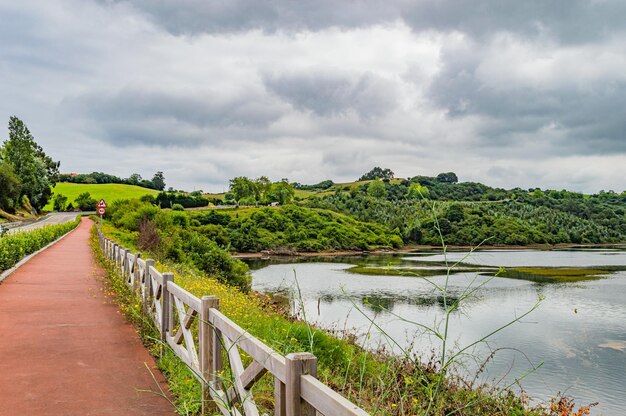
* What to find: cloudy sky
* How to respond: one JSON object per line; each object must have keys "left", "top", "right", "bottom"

{"left": 1, "top": 1, "right": 625, "bottom": 193}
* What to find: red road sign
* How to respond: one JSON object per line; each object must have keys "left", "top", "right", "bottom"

{"left": 98, "top": 207, "right": 106, "bottom": 215}
{"left": 97, "top": 199, "right": 107, "bottom": 208}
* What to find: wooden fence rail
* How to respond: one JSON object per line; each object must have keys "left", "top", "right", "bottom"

{"left": 97, "top": 228, "right": 370, "bottom": 416}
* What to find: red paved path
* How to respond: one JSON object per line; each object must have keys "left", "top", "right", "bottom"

{"left": 0, "top": 218, "right": 175, "bottom": 415}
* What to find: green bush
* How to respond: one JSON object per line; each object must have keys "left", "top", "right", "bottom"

{"left": 221, "top": 205, "right": 401, "bottom": 252}
{"left": 171, "top": 211, "right": 189, "bottom": 228}
{"left": 75, "top": 192, "right": 97, "bottom": 211}
{"left": 171, "top": 203, "right": 185, "bottom": 211}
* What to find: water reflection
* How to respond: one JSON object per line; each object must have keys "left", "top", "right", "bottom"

{"left": 249, "top": 250, "right": 626, "bottom": 415}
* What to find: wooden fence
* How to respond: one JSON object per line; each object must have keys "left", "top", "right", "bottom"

{"left": 97, "top": 228, "right": 370, "bottom": 416}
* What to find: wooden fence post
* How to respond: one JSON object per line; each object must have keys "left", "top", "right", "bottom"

{"left": 132, "top": 253, "right": 141, "bottom": 293}
{"left": 120, "top": 248, "right": 126, "bottom": 274}
{"left": 199, "top": 296, "right": 219, "bottom": 415}
{"left": 124, "top": 248, "right": 130, "bottom": 281}
{"left": 212, "top": 316, "right": 223, "bottom": 393}
{"left": 285, "top": 353, "right": 317, "bottom": 416}
{"left": 274, "top": 376, "right": 286, "bottom": 416}
{"left": 144, "top": 259, "right": 155, "bottom": 312}
{"left": 113, "top": 243, "right": 118, "bottom": 267}
{"left": 161, "top": 272, "right": 174, "bottom": 344}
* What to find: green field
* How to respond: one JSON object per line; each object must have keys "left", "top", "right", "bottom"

{"left": 45, "top": 183, "right": 160, "bottom": 211}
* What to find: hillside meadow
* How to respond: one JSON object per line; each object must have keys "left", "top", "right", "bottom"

{"left": 44, "top": 183, "right": 160, "bottom": 211}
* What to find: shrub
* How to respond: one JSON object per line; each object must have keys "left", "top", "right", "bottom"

{"left": 171, "top": 203, "right": 184, "bottom": 211}
{"left": 75, "top": 192, "right": 97, "bottom": 211}
{"left": 52, "top": 193, "right": 68, "bottom": 211}
{"left": 171, "top": 211, "right": 189, "bottom": 228}
{"left": 224, "top": 206, "right": 401, "bottom": 252}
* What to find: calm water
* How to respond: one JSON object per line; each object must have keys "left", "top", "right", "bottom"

{"left": 250, "top": 250, "right": 626, "bottom": 415}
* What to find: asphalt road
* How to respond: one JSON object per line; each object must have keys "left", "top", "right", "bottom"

{"left": 7, "top": 212, "right": 83, "bottom": 234}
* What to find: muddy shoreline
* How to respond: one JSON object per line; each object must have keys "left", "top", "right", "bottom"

{"left": 233, "top": 242, "right": 626, "bottom": 259}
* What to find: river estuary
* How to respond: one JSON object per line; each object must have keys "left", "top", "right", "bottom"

{"left": 249, "top": 249, "right": 626, "bottom": 415}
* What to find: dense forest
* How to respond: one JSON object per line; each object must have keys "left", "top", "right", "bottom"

{"left": 303, "top": 170, "right": 626, "bottom": 246}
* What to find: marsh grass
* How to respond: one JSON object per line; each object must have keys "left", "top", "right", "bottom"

{"left": 493, "top": 267, "right": 610, "bottom": 283}
{"left": 346, "top": 265, "right": 468, "bottom": 277}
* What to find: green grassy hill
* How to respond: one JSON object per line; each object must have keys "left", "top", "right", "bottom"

{"left": 45, "top": 183, "right": 160, "bottom": 211}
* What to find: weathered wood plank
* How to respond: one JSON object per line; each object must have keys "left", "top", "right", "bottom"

{"left": 149, "top": 266, "right": 164, "bottom": 285}
{"left": 300, "top": 375, "right": 369, "bottom": 416}
{"left": 240, "top": 361, "right": 267, "bottom": 390}
{"left": 173, "top": 308, "right": 197, "bottom": 345}
{"left": 161, "top": 273, "right": 174, "bottom": 342}
{"left": 223, "top": 337, "right": 260, "bottom": 416}
{"left": 168, "top": 282, "right": 201, "bottom": 312}
{"left": 209, "top": 309, "right": 286, "bottom": 382}
{"left": 286, "top": 353, "right": 316, "bottom": 416}
{"left": 172, "top": 296, "right": 200, "bottom": 370}
{"left": 199, "top": 296, "right": 219, "bottom": 416}
{"left": 274, "top": 376, "right": 286, "bottom": 416}
{"left": 167, "top": 340, "right": 201, "bottom": 381}
{"left": 211, "top": 389, "right": 243, "bottom": 416}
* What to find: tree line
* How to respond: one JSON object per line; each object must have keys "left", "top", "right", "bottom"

{"left": 303, "top": 170, "right": 626, "bottom": 245}
{"left": 58, "top": 171, "right": 166, "bottom": 191}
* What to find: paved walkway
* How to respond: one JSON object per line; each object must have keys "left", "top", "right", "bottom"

{"left": 0, "top": 218, "right": 175, "bottom": 415}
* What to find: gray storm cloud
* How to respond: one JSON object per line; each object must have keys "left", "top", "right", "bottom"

{"left": 263, "top": 72, "right": 397, "bottom": 119}
{"left": 113, "top": 0, "right": 626, "bottom": 44}
{"left": 0, "top": 0, "right": 625, "bottom": 193}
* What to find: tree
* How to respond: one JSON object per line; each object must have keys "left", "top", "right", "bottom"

{"left": 229, "top": 176, "right": 257, "bottom": 203}
{"left": 127, "top": 173, "right": 142, "bottom": 185}
{"left": 0, "top": 162, "right": 21, "bottom": 211}
{"left": 358, "top": 167, "right": 394, "bottom": 181}
{"left": 367, "top": 178, "right": 387, "bottom": 199}
{"left": 74, "top": 192, "right": 97, "bottom": 211}
{"left": 266, "top": 179, "right": 295, "bottom": 205}
{"left": 445, "top": 203, "right": 465, "bottom": 222}
{"left": 1, "top": 116, "right": 58, "bottom": 211}
{"left": 152, "top": 171, "right": 166, "bottom": 191}
{"left": 436, "top": 172, "right": 458, "bottom": 183}
{"left": 52, "top": 193, "right": 68, "bottom": 212}
{"left": 254, "top": 176, "right": 271, "bottom": 202}
{"left": 406, "top": 182, "right": 430, "bottom": 199}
